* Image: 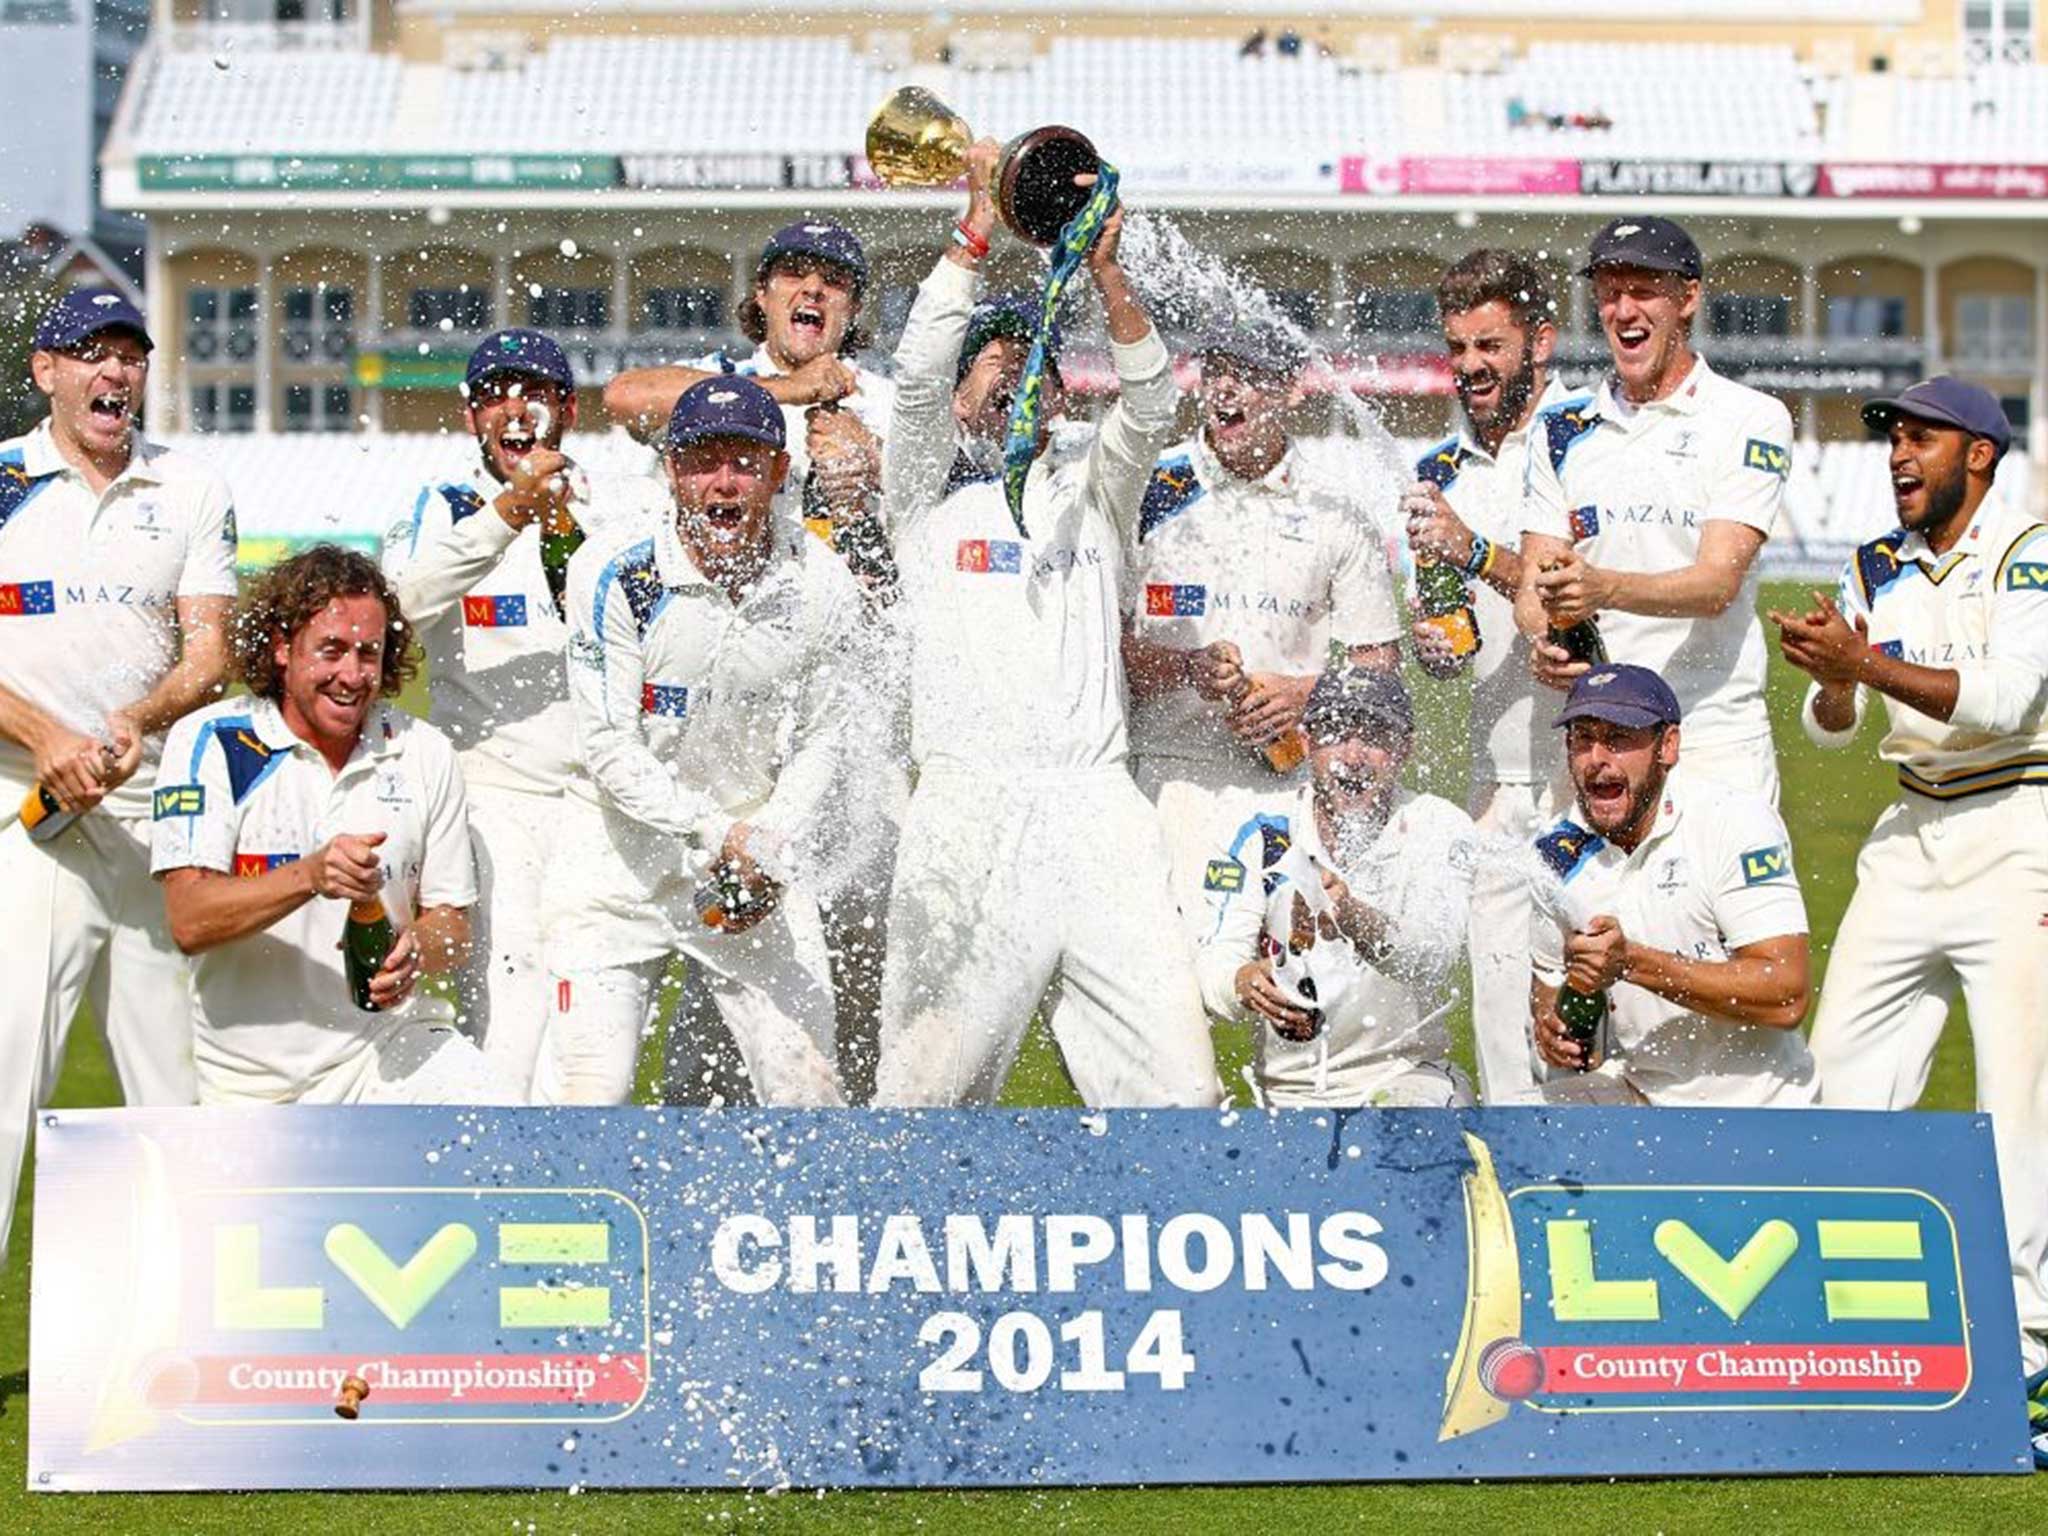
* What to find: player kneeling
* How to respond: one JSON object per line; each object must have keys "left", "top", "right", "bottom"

{"left": 1529, "top": 664, "right": 1815, "bottom": 1105}
{"left": 1195, "top": 667, "right": 1479, "bottom": 1108}
{"left": 541, "top": 378, "right": 860, "bottom": 1107}
{"left": 152, "top": 546, "right": 522, "bottom": 1106}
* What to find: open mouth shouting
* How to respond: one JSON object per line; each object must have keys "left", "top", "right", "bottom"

{"left": 87, "top": 389, "right": 133, "bottom": 433}
{"left": 788, "top": 300, "right": 829, "bottom": 346}
{"left": 1891, "top": 465, "right": 1925, "bottom": 519}
{"left": 1580, "top": 764, "right": 1632, "bottom": 827}
{"left": 1456, "top": 369, "right": 1500, "bottom": 417}
{"left": 1609, "top": 320, "right": 1655, "bottom": 372}
{"left": 696, "top": 500, "right": 747, "bottom": 542}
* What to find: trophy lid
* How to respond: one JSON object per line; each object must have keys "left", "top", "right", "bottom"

{"left": 996, "top": 127, "right": 1101, "bottom": 246}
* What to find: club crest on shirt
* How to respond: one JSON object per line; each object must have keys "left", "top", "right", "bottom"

{"left": 1740, "top": 844, "right": 1792, "bottom": 885}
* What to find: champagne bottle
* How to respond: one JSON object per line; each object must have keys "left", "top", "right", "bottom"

{"left": 1413, "top": 552, "right": 1481, "bottom": 661}
{"left": 539, "top": 503, "right": 585, "bottom": 620}
{"left": 693, "top": 862, "right": 768, "bottom": 932}
{"left": 19, "top": 783, "right": 79, "bottom": 845}
{"left": 1260, "top": 729, "right": 1308, "bottom": 774}
{"left": 343, "top": 897, "right": 397, "bottom": 1012}
{"left": 1538, "top": 557, "right": 1607, "bottom": 664}
{"left": 1554, "top": 985, "right": 1608, "bottom": 1071}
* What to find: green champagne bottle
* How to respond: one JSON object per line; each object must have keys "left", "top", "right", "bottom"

{"left": 1550, "top": 614, "right": 1608, "bottom": 666}
{"left": 344, "top": 897, "right": 397, "bottom": 1012}
{"left": 1414, "top": 553, "right": 1480, "bottom": 660}
{"left": 1555, "top": 985, "right": 1608, "bottom": 1070}
{"left": 540, "top": 506, "right": 585, "bottom": 620}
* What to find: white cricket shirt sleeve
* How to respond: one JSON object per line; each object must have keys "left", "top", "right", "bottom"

{"left": 754, "top": 565, "right": 861, "bottom": 854}
{"left": 1194, "top": 855, "right": 1264, "bottom": 1022}
{"left": 1520, "top": 415, "right": 1570, "bottom": 541}
{"left": 1326, "top": 509, "right": 1401, "bottom": 649}
{"left": 883, "top": 257, "right": 979, "bottom": 547}
{"left": 1950, "top": 523, "right": 2048, "bottom": 735}
{"left": 562, "top": 536, "right": 731, "bottom": 852}
{"left": 414, "top": 726, "right": 478, "bottom": 910}
{"left": 1526, "top": 843, "right": 1569, "bottom": 986}
{"left": 1706, "top": 798, "right": 1809, "bottom": 951}
{"left": 1707, "top": 391, "right": 1793, "bottom": 537}
{"left": 178, "top": 466, "right": 241, "bottom": 600}
{"left": 1799, "top": 550, "right": 1869, "bottom": 748}
{"left": 383, "top": 484, "right": 521, "bottom": 627}
{"left": 149, "top": 712, "right": 238, "bottom": 875}
{"left": 1084, "top": 326, "right": 1179, "bottom": 543}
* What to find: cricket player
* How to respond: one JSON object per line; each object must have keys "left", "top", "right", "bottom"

{"left": 1771, "top": 376, "right": 2048, "bottom": 1376}
{"left": 1529, "top": 663, "right": 1815, "bottom": 1106}
{"left": 871, "top": 140, "right": 1218, "bottom": 1108}
{"left": 1404, "top": 248, "right": 1572, "bottom": 1103}
{"left": 1195, "top": 666, "right": 1478, "bottom": 1107}
{"left": 0, "top": 289, "right": 237, "bottom": 1259}
{"left": 152, "top": 546, "right": 520, "bottom": 1106}
{"left": 604, "top": 219, "right": 895, "bottom": 566}
{"left": 382, "top": 329, "right": 653, "bottom": 1093}
{"left": 1123, "top": 324, "right": 1401, "bottom": 956}
{"left": 1517, "top": 216, "right": 1793, "bottom": 804}
{"left": 543, "top": 377, "right": 861, "bottom": 1107}
{"left": 607, "top": 222, "right": 902, "bottom": 1091}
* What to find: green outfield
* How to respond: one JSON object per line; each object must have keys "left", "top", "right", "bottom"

{"left": 0, "top": 581, "right": 2031, "bottom": 1532}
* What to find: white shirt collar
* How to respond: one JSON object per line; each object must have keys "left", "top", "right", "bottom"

{"left": 1454, "top": 374, "right": 1575, "bottom": 462}
{"left": 1595, "top": 353, "right": 1713, "bottom": 423}
{"left": 23, "top": 418, "right": 161, "bottom": 486}
{"left": 1193, "top": 427, "right": 1299, "bottom": 495}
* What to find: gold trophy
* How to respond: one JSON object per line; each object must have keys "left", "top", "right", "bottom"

{"left": 865, "top": 85, "right": 1101, "bottom": 247}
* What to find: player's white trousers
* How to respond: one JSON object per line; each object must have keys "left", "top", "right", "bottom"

{"left": 0, "top": 804, "right": 195, "bottom": 1262}
{"left": 1810, "top": 783, "right": 2048, "bottom": 1356}
{"left": 538, "top": 897, "right": 846, "bottom": 1108}
{"left": 876, "top": 764, "right": 1221, "bottom": 1108}
{"left": 1467, "top": 778, "right": 1563, "bottom": 1105}
{"left": 459, "top": 783, "right": 561, "bottom": 1097}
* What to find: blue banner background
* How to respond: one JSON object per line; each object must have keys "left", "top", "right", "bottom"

{"left": 27, "top": 1106, "right": 2032, "bottom": 1490}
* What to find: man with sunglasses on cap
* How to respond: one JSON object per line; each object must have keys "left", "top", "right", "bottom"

{"left": 605, "top": 220, "right": 893, "bottom": 571}
{"left": 1517, "top": 216, "right": 1794, "bottom": 805}
{"left": 1771, "top": 377, "right": 2048, "bottom": 1387}
{"left": 541, "top": 377, "right": 864, "bottom": 1108}
{"left": 871, "top": 140, "right": 1217, "bottom": 1109}
{"left": 383, "top": 327, "right": 656, "bottom": 1094}
{"left": 1194, "top": 665, "right": 1477, "bottom": 1108}
{"left": 0, "top": 287, "right": 239, "bottom": 1260}
{"left": 1122, "top": 324, "right": 1401, "bottom": 960}
{"left": 1529, "top": 662, "right": 1815, "bottom": 1108}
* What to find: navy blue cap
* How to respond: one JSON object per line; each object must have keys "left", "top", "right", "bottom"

{"left": 1554, "top": 663, "right": 1683, "bottom": 730}
{"left": 464, "top": 329, "right": 574, "bottom": 394}
{"left": 1303, "top": 664, "right": 1414, "bottom": 741}
{"left": 1580, "top": 217, "right": 1703, "bottom": 281}
{"left": 663, "top": 375, "right": 786, "bottom": 454}
{"left": 758, "top": 220, "right": 869, "bottom": 291}
{"left": 958, "top": 294, "right": 1062, "bottom": 386}
{"left": 1862, "top": 376, "right": 2011, "bottom": 462}
{"left": 33, "top": 288, "right": 152, "bottom": 354}
{"left": 1197, "top": 321, "right": 1308, "bottom": 381}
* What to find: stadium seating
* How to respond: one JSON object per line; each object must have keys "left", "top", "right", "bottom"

{"left": 135, "top": 50, "right": 404, "bottom": 154}
{"left": 1890, "top": 64, "right": 2048, "bottom": 161}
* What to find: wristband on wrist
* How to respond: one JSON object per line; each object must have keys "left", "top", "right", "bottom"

{"left": 951, "top": 221, "right": 991, "bottom": 260}
{"left": 1462, "top": 533, "right": 1493, "bottom": 581}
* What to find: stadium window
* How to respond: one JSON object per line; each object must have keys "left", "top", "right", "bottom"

{"left": 282, "top": 285, "right": 355, "bottom": 363}
{"left": 190, "top": 383, "right": 257, "bottom": 435}
{"left": 186, "top": 285, "right": 259, "bottom": 364}
{"left": 408, "top": 287, "right": 491, "bottom": 333}
{"left": 1955, "top": 294, "right": 2034, "bottom": 370}
{"left": 1349, "top": 287, "right": 1436, "bottom": 338}
{"left": 1267, "top": 290, "right": 1322, "bottom": 334}
{"left": 1825, "top": 295, "right": 1909, "bottom": 339}
{"left": 1707, "top": 295, "right": 1792, "bottom": 340}
{"left": 527, "top": 287, "right": 610, "bottom": 331}
{"left": 282, "top": 382, "right": 355, "bottom": 433}
{"left": 643, "top": 286, "right": 727, "bottom": 331}
{"left": 1999, "top": 395, "right": 2031, "bottom": 451}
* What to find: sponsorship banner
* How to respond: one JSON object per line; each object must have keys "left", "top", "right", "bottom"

{"left": 1817, "top": 162, "right": 2048, "bottom": 200}
{"left": 1577, "top": 160, "right": 1820, "bottom": 198}
{"left": 618, "top": 152, "right": 858, "bottom": 191}
{"left": 29, "top": 1107, "right": 2028, "bottom": 1491}
{"left": 1339, "top": 156, "right": 1578, "bottom": 196}
{"left": 137, "top": 155, "right": 619, "bottom": 192}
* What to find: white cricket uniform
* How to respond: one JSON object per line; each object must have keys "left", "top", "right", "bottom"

{"left": 1521, "top": 358, "right": 1791, "bottom": 802}
{"left": 149, "top": 697, "right": 519, "bottom": 1106}
{"left": 872, "top": 256, "right": 1219, "bottom": 1109}
{"left": 383, "top": 464, "right": 654, "bottom": 1093}
{"left": 1194, "top": 783, "right": 1478, "bottom": 1107}
{"left": 1417, "top": 377, "right": 1573, "bottom": 1104}
{"left": 1801, "top": 501, "right": 2048, "bottom": 1367}
{"left": 1125, "top": 431, "right": 1400, "bottom": 951}
{"left": 543, "top": 511, "right": 863, "bottom": 1107}
{"left": 686, "top": 344, "right": 905, "bottom": 1097}
{"left": 0, "top": 423, "right": 236, "bottom": 1259}
{"left": 1529, "top": 774, "right": 1816, "bottom": 1107}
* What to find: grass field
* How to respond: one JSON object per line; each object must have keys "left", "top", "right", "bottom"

{"left": 0, "top": 580, "right": 2032, "bottom": 1532}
